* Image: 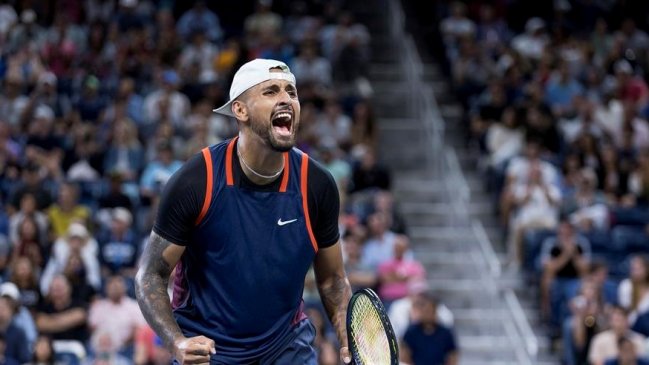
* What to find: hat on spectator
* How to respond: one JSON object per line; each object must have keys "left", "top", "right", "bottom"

{"left": 20, "top": 9, "right": 36, "bottom": 24}
{"left": 112, "top": 207, "right": 133, "bottom": 226}
{"left": 38, "top": 72, "right": 57, "bottom": 87}
{"left": 213, "top": 59, "right": 296, "bottom": 117}
{"left": 525, "top": 17, "right": 545, "bottom": 33}
{"left": 67, "top": 222, "right": 89, "bottom": 239}
{"left": 34, "top": 105, "right": 54, "bottom": 121}
{"left": 0, "top": 282, "right": 20, "bottom": 302}
{"left": 614, "top": 59, "right": 633, "bottom": 75}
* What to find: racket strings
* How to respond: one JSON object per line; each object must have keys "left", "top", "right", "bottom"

{"left": 350, "top": 295, "right": 391, "bottom": 364}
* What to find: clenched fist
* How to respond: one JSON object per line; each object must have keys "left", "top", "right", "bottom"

{"left": 173, "top": 336, "right": 216, "bottom": 364}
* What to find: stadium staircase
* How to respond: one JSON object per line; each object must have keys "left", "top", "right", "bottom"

{"left": 349, "top": 0, "right": 560, "bottom": 363}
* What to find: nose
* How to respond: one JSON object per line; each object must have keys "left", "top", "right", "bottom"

{"left": 277, "top": 89, "right": 292, "bottom": 104}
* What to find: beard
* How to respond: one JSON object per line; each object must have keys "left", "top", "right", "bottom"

{"left": 249, "top": 115, "right": 299, "bottom": 152}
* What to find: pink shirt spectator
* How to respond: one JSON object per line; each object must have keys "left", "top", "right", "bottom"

{"left": 378, "top": 259, "right": 426, "bottom": 301}
{"left": 89, "top": 277, "right": 145, "bottom": 352}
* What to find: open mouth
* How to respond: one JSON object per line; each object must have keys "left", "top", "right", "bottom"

{"left": 271, "top": 111, "right": 293, "bottom": 137}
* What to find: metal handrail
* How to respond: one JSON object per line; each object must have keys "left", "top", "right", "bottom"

{"left": 471, "top": 220, "right": 501, "bottom": 278}
{"left": 505, "top": 289, "right": 540, "bottom": 358}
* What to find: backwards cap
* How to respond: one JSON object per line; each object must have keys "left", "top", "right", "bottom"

{"left": 212, "top": 59, "right": 296, "bottom": 117}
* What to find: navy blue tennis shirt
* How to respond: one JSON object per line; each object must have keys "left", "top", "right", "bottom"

{"left": 152, "top": 138, "right": 340, "bottom": 363}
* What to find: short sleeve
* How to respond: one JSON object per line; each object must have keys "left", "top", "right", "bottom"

{"left": 152, "top": 152, "right": 207, "bottom": 246}
{"left": 307, "top": 158, "right": 341, "bottom": 249}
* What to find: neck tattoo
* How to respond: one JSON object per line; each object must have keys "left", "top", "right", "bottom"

{"left": 236, "top": 142, "right": 284, "bottom": 180}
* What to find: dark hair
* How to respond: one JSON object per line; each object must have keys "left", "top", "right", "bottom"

{"left": 590, "top": 259, "right": 609, "bottom": 274}
{"left": 418, "top": 290, "right": 438, "bottom": 307}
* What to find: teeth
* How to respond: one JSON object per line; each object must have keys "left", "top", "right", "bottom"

{"left": 275, "top": 112, "right": 291, "bottom": 120}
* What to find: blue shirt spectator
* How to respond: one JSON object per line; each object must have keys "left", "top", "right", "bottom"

{"left": 545, "top": 63, "right": 584, "bottom": 116}
{"left": 97, "top": 208, "right": 139, "bottom": 277}
{"left": 176, "top": 2, "right": 222, "bottom": 43}
{"left": 401, "top": 292, "right": 458, "bottom": 365}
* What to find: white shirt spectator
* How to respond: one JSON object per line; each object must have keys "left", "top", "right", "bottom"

{"left": 143, "top": 89, "right": 191, "bottom": 129}
{"left": 486, "top": 123, "right": 524, "bottom": 166}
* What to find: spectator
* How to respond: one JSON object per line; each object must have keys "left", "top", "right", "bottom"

{"left": 89, "top": 275, "right": 144, "bottom": 356}
{"left": 11, "top": 213, "right": 46, "bottom": 270}
{"left": 485, "top": 106, "right": 524, "bottom": 168}
{"left": 8, "top": 258, "right": 41, "bottom": 313}
{"left": 311, "top": 98, "right": 352, "bottom": 148}
{"left": 604, "top": 335, "right": 649, "bottom": 365}
{"left": 350, "top": 100, "right": 377, "bottom": 152}
{"left": 361, "top": 212, "right": 401, "bottom": 271}
{"left": 245, "top": 0, "right": 283, "bottom": 44}
{"left": 291, "top": 42, "right": 332, "bottom": 88}
{"left": 589, "top": 305, "right": 645, "bottom": 365}
{"left": 142, "top": 70, "right": 191, "bottom": 131}
{"left": 0, "top": 72, "right": 29, "bottom": 129}
{"left": 139, "top": 142, "right": 183, "bottom": 204}
{"left": 562, "top": 168, "right": 610, "bottom": 232}
{"left": 46, "top": 182, "right": 90, "bottom": 239}
{"left": 389, "top": 279, "right": 454, "bottom": 341}
{"left": 373, "top": 190, "right": 408, "bottom": 235}
{"left": 540, "top": 221, "right": 591, "bottom": 322}
{"left": 40, "top": 222, "right": 101, "bottom": 297}
{"left": 36, "top": 275, "right": 89, "bottom": 342}
{"left": 7, "top": 163, "right": 52, "bottom": 214}
{"left": 0, "top": 281, "right": 37, "bottom": 346}
{"left": 378, "top": 235, "right": 426, "bottom": 304}
{"left": 317, "top": 140, "right": 351, "bottom": 197}
{"left": 342, "top": 230, "right": 376, "bottom": 293}
{"left": 507, "top": 161, "right": 562, "bottom": 265}
{"left": 103, "top": 119, "right": 144, "bottom": 183}
{"left": 30, "top": 335, "right": 55, "bottom": 365}
{"left": 176, "top": 1, "right": 223, "bottom": 44}
{"left": 97, "top": 208, "right": 139, "bottom": 278}
{"left": 544, "top": 60, "right": 584, "bottom": 118}
{"left": 97, "top": 172, "right": 134, "bottom": 213}
{"left": 84, "top": 331, "right": 131, "bottom": 365}
{"left": 178, "top": 29, "right": 219, "bottom": 79}
{"left": 8, "top": 192, "right": 48, "bottom": 246}
{"left": 627, "top": 149, "right": 649, "bottom": 206}
{"left": 615, "top": 60, "right": 649, "bottom": 111}
{"left": 511, "top": 17, "right": 549, "bottom": 61}
{"left": 400, "top": 292, "right": 459, "bottom": 365}
{"left": 619, "top": 256, "right": 649, "bottom": 314}
{"left": 565, "top": 279, "right": 607, "bottom": 365}
{"left": 440, "top": 1, "right": 476, "bottom": 56}
{"left": 350, "top": 147, "right": 391, "bottom": 193}
{"left": 0, "top": 296, "right": 30, "bottom": 364}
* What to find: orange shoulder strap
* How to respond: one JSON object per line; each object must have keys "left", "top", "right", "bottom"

{"left": 300, "top": 153, "right": 318, "bottom": 253}
{"left": 195, "top": 147, "right": 214, "bottom": 226}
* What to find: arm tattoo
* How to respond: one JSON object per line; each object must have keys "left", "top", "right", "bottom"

{"left": 317, "top": 272, "right": 352, "bottom": 347}
{"left": 135, "top": 232, "right": 184, "bottom": 350}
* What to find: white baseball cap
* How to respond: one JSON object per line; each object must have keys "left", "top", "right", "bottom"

{"left": 213, "top": 59, "right": 296, "bottom": 117}
{"left": 0, "top": 282, "right": 20, "bottom": 302}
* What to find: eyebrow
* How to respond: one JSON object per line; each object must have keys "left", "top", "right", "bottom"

{"left": 261, "top": 83, "right": 297, "bottom": 93}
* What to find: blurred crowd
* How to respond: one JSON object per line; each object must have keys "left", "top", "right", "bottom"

{"left": 438, "top": 0, "right": 649, "bottom": 364}
{"left": 0, "top": 0, "right": 429, "bottom": 364}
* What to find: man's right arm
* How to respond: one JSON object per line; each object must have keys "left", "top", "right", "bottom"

{"left": 134, "top": 231, "right": 185, "bottom": 349}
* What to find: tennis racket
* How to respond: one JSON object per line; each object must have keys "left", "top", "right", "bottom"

{"left": 346, "top": 288, "right": 399, "bottom": 365}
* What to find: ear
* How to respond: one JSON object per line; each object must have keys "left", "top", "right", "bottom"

{"left": 232, "top": 100, "right": 249, "bottom": 122}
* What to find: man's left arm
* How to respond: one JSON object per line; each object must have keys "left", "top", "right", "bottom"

{"left": 313, "top": 241, "right": 353, "bottom": 364}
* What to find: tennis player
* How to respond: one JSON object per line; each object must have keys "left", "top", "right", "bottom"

{"left": 135, "top": 59, "right": 353, "bottom": 364}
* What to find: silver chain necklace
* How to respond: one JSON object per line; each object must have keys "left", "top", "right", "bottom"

{"left": 236, "top": 142, "right": 284, "bottom": 180}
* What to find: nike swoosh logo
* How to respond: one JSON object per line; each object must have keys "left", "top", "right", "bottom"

{"left": 277, "top": 218, "right": 298, "bottom": 226}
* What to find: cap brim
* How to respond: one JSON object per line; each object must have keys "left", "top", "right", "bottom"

{"left": 213, "top": 101, "right": 235, "bottom": 117}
